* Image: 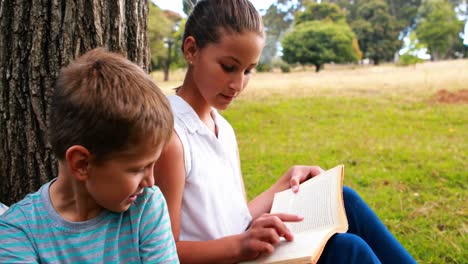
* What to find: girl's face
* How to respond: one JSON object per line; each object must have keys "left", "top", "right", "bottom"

{"left": 190, "top": 31, "right": 264, "bottom": 110}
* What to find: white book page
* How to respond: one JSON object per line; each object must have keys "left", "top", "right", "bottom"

{"left": 252, "top": 228, "right": 333, "bottom": 264}
{"left": 270, "top": 166, "right": 343, "bottom": 233}
{"left": 240, "top": 166, "right": 346, "bottom": 264}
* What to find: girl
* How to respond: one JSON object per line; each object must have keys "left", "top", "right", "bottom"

{"left": 154, "top": 0, "right": 416, "bottom": 263}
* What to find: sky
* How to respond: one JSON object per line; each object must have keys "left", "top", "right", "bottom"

{"left": 152, "top": 0, "right": 275, "bottom": 16}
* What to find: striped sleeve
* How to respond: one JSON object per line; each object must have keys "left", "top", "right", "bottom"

{"left": 139, "top": 187, "right": 179, "bottom": 263}
{"left": 0, "top": 207, "right": 38, "bottom": 263}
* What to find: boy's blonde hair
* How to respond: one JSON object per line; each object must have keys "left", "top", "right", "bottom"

{"left": 49, "top": 48, "right": 173, "bottom": 163}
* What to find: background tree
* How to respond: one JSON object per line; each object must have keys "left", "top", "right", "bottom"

{"left": 327, "top": 0, "right": 421, "bottom": 33}
{"left": 260, "top": 4, "right": 294, "bottom": 70}
{"left": 148, "top": 3, "right": 173, "bottom": 70}
{"left": 276, "top": 0, "right": 307, "bottom": 11}
{"left": 149, "top": 2, "right": 183, "bottom": 81}
{"left": 281, "top": 2, "right": 359, "bottom": 72}
{"left": 0, "top": 0, "right": 150, "bottom": 205}
{"left": 172, "top": 19, "right": 188, "bottom": 69}
{"left": 282, "top": 21, "right": 360, "bottom": 72}
{"left": 349, "top": 0, "right": 401, "bottom": 64}
{"left": 398, "top": 31, "right": 427, "bottom": 65}
{"left": 295, "top": 1, "right": 345, "bottom": 24}
{"left": 384, "top": 0, "right": 422, "bottom": 34}
{"left": 449, "top": 0, "right": 465, "bottom": 6}
{"left": 416, "top": 0, "right": 464, "bottom": 60}
{"left": 160, "top": 10, "right": 181, "bottom": 81}
{"left": 258, "top": 0, "right": 313, "bottom": 70}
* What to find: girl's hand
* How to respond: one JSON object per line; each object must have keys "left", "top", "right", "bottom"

{"left": 281, "top": 165, "right": 325, "bottom": 193}
{"left": 238, "top": 213, "right": 304, "bottom": 261}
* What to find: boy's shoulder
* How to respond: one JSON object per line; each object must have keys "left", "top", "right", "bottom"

{"left": 0, "top": 183, "right": 47, "bottom": 223}
{"left": 132, "top": 185, "right": 165, "bottom": 211}
{"left": 126, "top": 186, "right": 170, "bottom": 231}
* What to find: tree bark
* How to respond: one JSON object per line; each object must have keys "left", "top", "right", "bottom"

{"left": 0, "top": 0, "right": 150, "bottom": 205}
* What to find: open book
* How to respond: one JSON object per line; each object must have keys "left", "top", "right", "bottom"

{"left": 244, "top": 165, "right": 348, "bottom": 264}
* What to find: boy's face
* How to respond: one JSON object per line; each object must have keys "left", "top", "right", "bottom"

{"left": 84, "top": 140, "right": 162, "bottom": 213}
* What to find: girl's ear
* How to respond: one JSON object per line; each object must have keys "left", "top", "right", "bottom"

{"left": 183, "top": 36, "right": 198, "bottom": 65}
{"left": 65, "top": 145, "right": 91, "bottom": 181}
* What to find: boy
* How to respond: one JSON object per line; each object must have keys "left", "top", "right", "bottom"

{"left": 0, "top": 48, "right": 179, "bottom": 263}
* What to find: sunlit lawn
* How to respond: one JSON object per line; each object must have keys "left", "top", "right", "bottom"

{"left": 154, "top": 59, "right": 468, "bottom": 263}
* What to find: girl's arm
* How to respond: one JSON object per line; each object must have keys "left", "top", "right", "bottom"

{"left": 154, "top": 131, "right": 301, "bottom": 263}
{"left": 154, "top": 131, "right": 185, "bottom": 240}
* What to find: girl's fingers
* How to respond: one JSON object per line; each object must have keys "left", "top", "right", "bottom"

{"left": 252, "top": 213, "right": 303, "bottom": 241}
{"left": 272, "top": 213, "right": 303, "bottom": 241}
{"left": 272, "top": 213, "right": 304, "bottom": 222}
{"left": 290, "top": 178, "right": 300, "bottom": 192}
{"left": 289, "top": 167, "right": 306, "bottom": 192}
{"left": 250, "top": 238, "right": 275, "bottom": 254}
{"left": 289, "top": 165, "right": 325, "bottom": 192}
{"left": 310, "top": 166, "right": 325, "bottom": 176}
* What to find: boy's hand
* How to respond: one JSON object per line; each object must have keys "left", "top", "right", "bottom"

{"left": 238, "top": 213, "right": 304, "bottom": 261}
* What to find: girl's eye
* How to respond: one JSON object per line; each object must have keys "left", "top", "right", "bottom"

{"left": 244, "top": 69, "right": 252, "bottom": 75}
{"left": 221, "top": 64, "right": 235, "bottom": 73}
{"left": 131, "top": 167, "right": 145, "bottom": 174}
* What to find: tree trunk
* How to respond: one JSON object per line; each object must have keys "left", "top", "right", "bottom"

{"left": 163, "top": 39, "right": 174, "bottom": 82}
{"left": 373, "top": 57, "right": 380, "bottom": 65}
{"left": 0, "top": 0, "right": 150, "bottom": 205}
{"left": 315, "top": 64, "right": 321, "bottom": 72}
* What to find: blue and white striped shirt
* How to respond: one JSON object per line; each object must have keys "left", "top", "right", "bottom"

{"left": 0, "top": 181, "right": 179, "bottom": 263}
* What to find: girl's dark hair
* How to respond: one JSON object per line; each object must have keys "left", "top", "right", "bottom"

{"left": 182, "top": 0, "right": 264, "bottom": 51}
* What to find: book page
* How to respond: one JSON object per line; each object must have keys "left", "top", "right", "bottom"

{"left": 240, "top": 165, "right": 348, "bottom": 264}
{"left": 270, "top": 165, "right": 345, "bottom": 233}
{"left": 251, "top": 228, "right": 335, "bottom": 264}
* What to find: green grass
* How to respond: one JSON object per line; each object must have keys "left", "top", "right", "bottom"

{"left": 157, "top": 60, "right": 467, "bottom": 262}
{"left": 223, "top": 95, "right": 467, "bottom": 263}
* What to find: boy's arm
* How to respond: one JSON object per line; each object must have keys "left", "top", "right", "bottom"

{"left": 139, "top": 188, "right": 179, "bottom": 263}
{"left": 0, "top": 219, "right": 38, "bottom": 263}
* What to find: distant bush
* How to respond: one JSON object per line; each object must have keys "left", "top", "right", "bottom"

{"left": 256, "top": 59, "right": 292, "bottom": 73}
{"left": 256, "top": 63, "right": 272, "bottom": 72}
{"left": 271, "top": 58, "right": 292, "bottom": 73}
{"left": 280, "top": 63, "right": 291, "bottom": 73}
{"left": 398, "top": 54, "right": 424, "bottom": 66}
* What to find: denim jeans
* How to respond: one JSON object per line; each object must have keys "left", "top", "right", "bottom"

{"left": 318, "top": 187, "right": 417, "bottom": 264}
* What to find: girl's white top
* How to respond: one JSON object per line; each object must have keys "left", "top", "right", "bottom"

{"left": 0, "top": 202, "right": 8, "bottom": 215}
{"left": 168, "top": 95, "right": 252, "bottom": 241}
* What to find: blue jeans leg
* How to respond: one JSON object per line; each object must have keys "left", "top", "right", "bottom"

{"left": 318, "top": 233, "right": 381, "bottom": 264}
{"left": 343, "top": 186, "right": 416, "bottom": 264}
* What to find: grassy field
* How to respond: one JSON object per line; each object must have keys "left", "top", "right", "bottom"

{"left": 154, "top": 60, "right": 468, "bottom": 263}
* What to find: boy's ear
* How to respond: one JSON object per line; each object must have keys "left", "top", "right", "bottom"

{"left": 183, "top": 36, "right": 198, "bottom": 65}
{"left": 65, "top": 145, "right": 91, "bottom": 181}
